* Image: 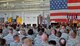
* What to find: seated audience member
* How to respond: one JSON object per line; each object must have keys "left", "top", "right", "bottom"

{"left": 27, "top": 29, "right": 35, "bottom": 41}
{"left": 22, "top": 37, "right": 33, "bottom": 46}
{"left": 37, "top": 26, "right": 41, "bottom": 32}
{"left": 60, "top": 25, "right": 66, "bottom": 33}
{"left": 61, "top": 30, "right": 69, "bottom": 40}
{"left": 10, "top": 35, "right": 21, "bottom": 46}
{"left": 0, "top": 38, "right": 6, "bottom": 46}
{"left": 19, "top": 29, "right": 25, "bottom": 43}
{"left": 40, "top": 28, "right": 45, "bottom": 33}
{"left": 66, "top": 31, "right": 78, "bottom": 46}
{"left": 22, "top": 23, "right": 26, "bottom": 28}
{"left": 40, "top": 33, "right": 49, "bottom": 46}
{"left": 34, "top": 33, "right": 49, "bottom": 46}
{"left": 56, "top": 31, "right": 62, "bottom": 44}
{"left": 66, "top": 29, "right": 70, "bottom": 34}
{"left": 48, "top": 40, "right": 56, "bottom": 46}
{"left": 34, "top": 30, "right": 43, "bottom": 40}
{"left": 45, "top": 25, "right": 52, "bottom": 35}
{"left": 59, "top": 38, "right": 66, "bottom": 46}
{"left": 56, "top": 31, "right": 62, "bottom": 38}
{"left": 12, "top": 27, "right": 18, "bottom": 36}
{"left": 20, "top": 29, "right": 26, "bottom": 36}
{"left": 56, "top": 26, "right": 60, "bottom": 32}
{"left": 2, "top": 25, "right": 9, "bottom": 37}
{"left": 49, "top": 30, "right": 57, "bottom": 41}
{"left": 66, "top": 24, "right": 71, "bottom": 30}
{"left": 3, "top": 29, "right": 14, "bottom": 45}
{"left": 36, "top": 27, "right": 45, "bottom": 37}
{"left": 34, "top": 31, "right": 43, "bottom": 46}
{"left": 32, "top": 24, "right": 38, "bottom": 34}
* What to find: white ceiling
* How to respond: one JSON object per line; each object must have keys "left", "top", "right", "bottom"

{"left": 0, "top": 0, "right": 50, "bottom": 11}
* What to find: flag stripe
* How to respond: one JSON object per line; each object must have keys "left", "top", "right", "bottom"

{"left": 68, "top": 2, "right": 80, "bottom": 9}
{"left": 50, "top": 13, "right": 80, "bottom": 16}
{"left": 50, "top": 16, "right": 67, "bottom": 19}
{"left": 50, "top": 13, "right": 67, "bottom": 16}
{"left": 50, "top": 19, "right": 80, "bottom": 22}
{"left": 68, "top": 6, "right": 80, "bottom": 9}
{"left": 50, "top": 19, "right": 68, "bottom": 22}
{"left": 50, "top": 15, "right": 80, "bottom": 18}
{"left": 50, "top": 16, "right": 80, "bottom": 19}
{"left": 50, "top": 10, "right": 80, "bottom": 13}
{"left": 68, "top": 3, "right": 80, "bottom": 6}
{"left": 68, "top": 0, "right": 80, "bottom": 3}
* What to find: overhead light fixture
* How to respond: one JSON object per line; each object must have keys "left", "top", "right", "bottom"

{"left": 22, "top": 1, "right": 25, "bottom": 3}
{"left": 6, "top": 2, "right": 9, "bottom": 5}
{"left": 3, "top": 4, "right": 7, "bottom": 7}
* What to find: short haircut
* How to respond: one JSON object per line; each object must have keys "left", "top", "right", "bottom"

{"left": 13, "top": 35, "right": 19, "bottom": 39}
{"left": 28, "top": 29, "right": 34, "bottom": 35}
{"left": 22, "top": 37, "right": 32, "bottom": 43}
{"left": 22, "top": 37, "right": 27, "bottom": 41}
{"left": 9, "top": 28, "right": 13, "bottom": 31}
{"left": 56, "top": 31, "right": 62, "bottom": 37}
{"left": 41, "top": 28, "right": 45, "bottom": 32}
{"left": 48, "top": 40, "right": 56, "bottom": 45}
{"left": 42, "top": 33, "right": 49, "bottom": 38}
{"left": 59, "top": 38, "right": 66, "bottom": 45}
{"left": 48, "top": 25, "right": 51, "bottom": 29}
{"left": 38, "top": 31, "right": 43, "bottom": 36}
{"left": 33, "top": 24, "right": 36, "bottom": 27}
{"left": 0, "top": 29, "right": 2, "bottom": 33}
{"left": 72, "top": 31, "right": 77, "bottom": 36}
{"left": 0, "top": 38, "right": 6, "bottom": 46}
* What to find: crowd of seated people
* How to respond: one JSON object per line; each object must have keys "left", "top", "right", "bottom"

{"left": 0, "top": 22, "right": 80, "bottom": 46}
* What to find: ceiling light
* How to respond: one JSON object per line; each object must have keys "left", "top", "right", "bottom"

{"left": 6, "top": 2, "right": 9, "bottom": 5}
{"left": 3, "top": 4, "right": 7, "bottom": 7}
{"left": 22, "top": 1, "right": 25, "bottom": 3}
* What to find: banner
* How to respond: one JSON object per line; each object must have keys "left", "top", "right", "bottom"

{"left": 16, "top": 17, "right": 22, "bottom": 24}
{"left": 8, "top": 17, "right": 12, "bottom": 23}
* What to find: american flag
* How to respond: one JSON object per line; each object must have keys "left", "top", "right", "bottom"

{"left": 50, "top": 0, "right": 80, "bottom": 23}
